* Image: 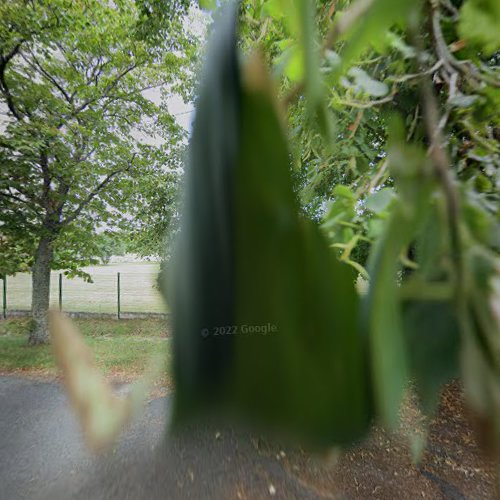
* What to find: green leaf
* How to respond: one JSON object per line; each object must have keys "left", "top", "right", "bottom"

{"left": 362, "top": 122, "right": 433, "bottom": 428}
{"left": 474, "top": 173, "right": 493, "bottom": 193}
{"left": 297, "top": 0, "right": 320, "bottom": 101}
{"left": 262, "top": 0, "right": 285, "bottom": 20}
{"left": 362, "top": 211, "right": 410, "bottom": 428}
{"left": 233, "top": 72, "right": 371, "bottom": 442}
{"left": 337, "top": 0, "right": 414, "bottom": 72}
{"left": 169, "top": 5, "right": 240, "bottom": 418}
{"left": 198, "top": 0, "right": 216, "bottom": 11}
{"left": 365, "top": 188, "right": 395, "bottom": 214}
{"left": 321, "top": 189, "right": 356, "bottom": 234}
{"left": 403, "top": 301, "right": 460, "bottom": 413}
{"left": 333, "top": 184, "right": 356, "bottom": 200}
{"left": 367, "top": 219, "right": 385, "bottom": 239}
{"left": 297, "top": 0, "right": 333, "bottom": 140}
{"left": 459, "top": 0, "right": 500, "bottom": 56}
{"left": 463, "top": 192, "right": 497, "bottom": 247}
{"left": 279, "top": 45, "right": 304, "bottom": 82}
{"left": 461, "top": 316, "right": 500, "bottom": 456}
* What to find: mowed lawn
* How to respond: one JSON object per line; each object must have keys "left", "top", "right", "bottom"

{"left": 0, "top": 317, "right": 172, "bottom": 387}
{"left": 5, "top": 262, "right": 166, "bottom": 314}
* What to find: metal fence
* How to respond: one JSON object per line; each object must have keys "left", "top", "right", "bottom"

{"left": 1, "top": 264, "right": 167, "bottom": 319}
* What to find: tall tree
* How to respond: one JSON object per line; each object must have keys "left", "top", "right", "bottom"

{"left": 0, "top": 0, "right": 195, "bottom": 343}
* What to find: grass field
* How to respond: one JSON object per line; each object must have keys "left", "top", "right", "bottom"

{"left": 5, "top": 262, "right": 166, "bottom": 314}
{"left": 0, "top": 317, "right": 172, "bottom": 386}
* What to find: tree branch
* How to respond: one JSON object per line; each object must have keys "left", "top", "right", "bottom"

{"left": 431, "top": 8, "right": 500, "bottom": 89}
{"left": 413, "top": 3, "right": 463, "bottom": 288}
{"left": 62, "top": 154, "right": 137, "bottom": 226}
{"left": 0, "top": 42, "right": 24, "bottom": 120}
{"left": 40, "top": 150, "right": 51, "bottom": 207}
{"left": 0, "top": 190, "right": 32, "bottom": 207}
{"left": 23, "top": 49, "right": 73, "bottom": 104}
{"left": 335, "top": 89, "right": 397, "bottom": 109}
{"left": 387, "top": 59, "right": 444, "bottom": 83}
{"left": 72, "top": 63, "right": 139, "bottom": 115}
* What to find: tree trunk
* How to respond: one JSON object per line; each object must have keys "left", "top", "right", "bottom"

{"left": 29, "top": 237, "right": 53, "bottom": 345}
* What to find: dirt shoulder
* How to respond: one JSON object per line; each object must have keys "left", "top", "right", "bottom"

{"left": 268, "top": 382, "right": 498, "bottom": 499}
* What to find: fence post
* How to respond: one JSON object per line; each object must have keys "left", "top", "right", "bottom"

{"left": 59, "top": 273, "right": 63, "bottom": 312}
{"left": 2, "top": 275, "right": 6, "bottom": 319}
{"left": 117, "top": 272, "right": 121, "bottom": 320}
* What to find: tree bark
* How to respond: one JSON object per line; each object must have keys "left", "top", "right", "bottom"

{"left": 29, "top": 237, "right": 53, "bottom": 345}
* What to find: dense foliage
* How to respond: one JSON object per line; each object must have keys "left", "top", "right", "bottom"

{"left": 237, "top": 0, "right": 500, "bottom": 452}
{"left": 170, "top": 0, "right": 499, "bottom": 460}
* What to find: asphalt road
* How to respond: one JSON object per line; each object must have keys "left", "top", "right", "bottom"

{"left": 0, "top": 376, "right": 317, "bottom": 500}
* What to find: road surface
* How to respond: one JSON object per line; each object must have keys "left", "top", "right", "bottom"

{"left": 1, "top": 376, "right": 496, "bottom": 499}
{"left": 0, "top": 376, "right": 318, "bottom": 500}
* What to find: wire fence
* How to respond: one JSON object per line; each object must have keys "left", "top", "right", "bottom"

{"left": 1, "top": 263, "right": 167, "bottom": 319}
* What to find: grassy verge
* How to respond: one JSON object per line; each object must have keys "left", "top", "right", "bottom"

{"left": 0, "top": 318, "right": 172, "bottom": 389}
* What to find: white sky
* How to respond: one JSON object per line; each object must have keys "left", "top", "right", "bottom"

{"left": 168, "top": 94, "right": 195, "bottom": 132}
{"left": 136, "top": 5, "right": 208, "bottom": 142}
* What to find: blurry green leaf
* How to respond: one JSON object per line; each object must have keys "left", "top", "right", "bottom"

{"left": 403, "top": 301, "right": 460, "bottom": 413}
{"left": 169, "top": 5, "right": 240, "bottom": 417}
{"left": 474, "top": 173, "right": 493, "bottom": 193}
{"left": 341, "top": 226, "right": 355, "bottom": 244}
{"left": 321, "top": 190, "right": 356, "bottom": 233}
{"left": 367, "top": 218, "right": 384, "bottom": 239}
{"left": 463, "top": 192, "right": 496, "bottom": 247}
{"left": 280, "top": 45, "right": 304, "bottom": 82}
{"left": 356, "top": 156, "right": 370, "bottom": 174}
{"left": 298, "top": 0, "right": 320, "bottom": 97}
{"left": 333, "top": 184, "right": 356, "bottom": 200}
{"left": 365, "top": 188, "right": 395, "bottom": 213}
{"left": 262, "top": 0, "right": 285, "bottom": 19}
{"left": 362, "top": 211, "right": 410, "bottom": 428}
{"left": 262, "top": 0, "right": 300, "bottom": 34}
{"left": 363, "top": 121, "right": 433, "bottom": 427}
{"left": 233, "top": 73, "right": 371, "bottom": 441}
{"left": 199, "top": 0, "right": 216, "bottom": 10}
{"left": 337, "top": 0, "right": 414, "bottom": 73}
{"left": 276, "top": 38, "right": 293, "bottom": 51}
{"left": 297, "top": 0, "right": 333, "bottom": 140}
{"left": 468, "top": 250, "right": 500, "bottom": 359}
{"left": 459, "top": 0, "right": 500, "bottom": 56}
{"left": 454, "top": 238, "right": 499, "bottom": 456}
